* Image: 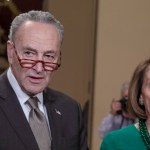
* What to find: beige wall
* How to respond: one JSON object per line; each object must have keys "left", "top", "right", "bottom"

{"left": 91, "top": 0, "right": 150, "bottom": 150}
{"left": 46, "top": 0, "right": 97, "bottom": 108}
{"left": 44, "top": 0, "right": 150, "bottom": 149}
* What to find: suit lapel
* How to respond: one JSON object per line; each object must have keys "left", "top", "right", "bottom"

{"left": 44, "top": 90, "right": 63, "bottom": 150}
{"left": 0, "top": 72, "right": 39, "bottom": 150}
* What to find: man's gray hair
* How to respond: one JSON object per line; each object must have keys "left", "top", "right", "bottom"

{"left": 8, "top": 10, "right": 64, "bottom": 44}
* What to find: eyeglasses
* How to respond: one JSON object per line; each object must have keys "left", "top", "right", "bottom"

{"left": 12, "top": 42, "right": 61, "bottom": 71}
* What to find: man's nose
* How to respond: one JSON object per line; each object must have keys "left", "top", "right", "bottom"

{"left": 33, "top": 61, "right": 44, "bottom": 72}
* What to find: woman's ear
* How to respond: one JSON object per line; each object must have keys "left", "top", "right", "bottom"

{"left": 7, "top": 41, "right": 14, "bottom": 64}
{"left": 139, "top": 95, "right": 144, "bottom": 106}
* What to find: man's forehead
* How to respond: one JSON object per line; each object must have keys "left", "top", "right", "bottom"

{"left": 15, "top": 23, "right": 60, "bottom": 42}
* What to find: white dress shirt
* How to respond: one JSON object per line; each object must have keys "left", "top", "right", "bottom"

{"left": 7, "top": 68, "right": 49, "bottom": 123}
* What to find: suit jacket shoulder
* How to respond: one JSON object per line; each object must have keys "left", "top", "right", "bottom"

{"left": 44, "top": 88, "right": 88, "bottom": 150}
{"left": 0, "top": 72, "right": 88, "bottom": 150}
{"left": 0, "top": 71, "right": 40, "bottom": 150}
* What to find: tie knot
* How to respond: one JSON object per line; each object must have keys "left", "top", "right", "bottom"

{"left": 27, "top": 97, "right": 39, "bottom": 109}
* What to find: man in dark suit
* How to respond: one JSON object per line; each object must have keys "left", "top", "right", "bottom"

{"left": 0, "top": 10, "right": 88, "bottom": 150}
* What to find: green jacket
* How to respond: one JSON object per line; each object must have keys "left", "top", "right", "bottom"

{"left": 100, "top": 124, "right": 146, "bottom": 150}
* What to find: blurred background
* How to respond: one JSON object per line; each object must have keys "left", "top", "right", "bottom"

{"left": 1, "top": 0, "right": 150, "bottom": 149}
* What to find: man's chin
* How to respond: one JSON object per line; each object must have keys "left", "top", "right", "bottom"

{"left": 25, "top": 87, "right": 45, "bottom": 96}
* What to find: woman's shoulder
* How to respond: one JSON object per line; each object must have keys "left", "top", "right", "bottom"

{"left": 100, "top": 124, "right": 145, "bottom": 150}
{"left": 112, "top": 124, "right": 136, "bottom": 133}
{"left": 106, "top": 124, "right": 138, "bottom": 138}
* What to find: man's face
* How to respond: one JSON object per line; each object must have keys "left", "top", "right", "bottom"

{"left": 7, "top": 21, "right": 61, "bottom": 96}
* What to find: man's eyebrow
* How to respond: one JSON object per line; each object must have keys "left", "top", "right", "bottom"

{"left": 44, "top": 50, "right": 56, "bottom": 54}
{"left": 22, "top": 46, "right": 36, "bottom": 52}
{"left": 22, "top": 46, "right": 56, "bottom": 54}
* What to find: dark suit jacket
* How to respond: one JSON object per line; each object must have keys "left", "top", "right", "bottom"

{"left": 0, "top": 71, "right": 88, "bottom": 150}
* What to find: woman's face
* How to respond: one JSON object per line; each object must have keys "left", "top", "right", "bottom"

{"left": 141, "top": 66, "right": 150, "bottom": 116}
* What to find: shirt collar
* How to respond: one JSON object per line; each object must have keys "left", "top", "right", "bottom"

{"left": 7, "top": 67, "right": 43, "bottom": 105}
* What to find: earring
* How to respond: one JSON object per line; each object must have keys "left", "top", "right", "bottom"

{"left": 139, "top": 97, "right": 144, "bottom": 106}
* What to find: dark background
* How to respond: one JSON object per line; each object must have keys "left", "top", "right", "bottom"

{"left": 0, "top": 0, "right": 44, "bottom": 73}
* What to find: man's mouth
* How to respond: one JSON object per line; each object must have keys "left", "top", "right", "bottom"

{"left": 28, "top": 76, "right": 44, "bottom": 84}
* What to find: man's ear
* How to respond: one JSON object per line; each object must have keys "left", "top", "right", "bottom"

{"left": 7, "top": 41, "right": 14, "bottom": 64}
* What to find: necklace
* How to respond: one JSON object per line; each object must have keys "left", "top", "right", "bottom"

{"left": 139, "top": 118, "right": 150, "bottom": 150}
